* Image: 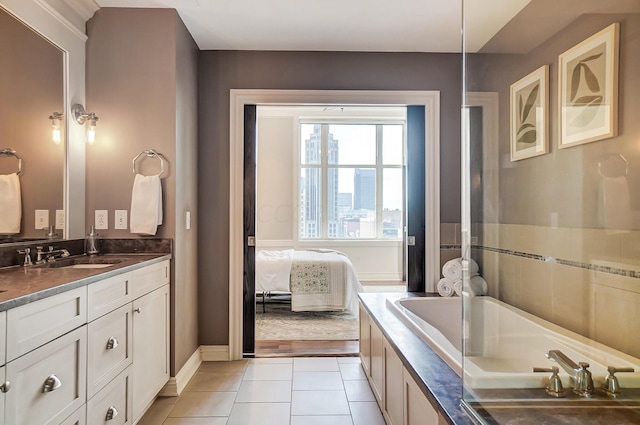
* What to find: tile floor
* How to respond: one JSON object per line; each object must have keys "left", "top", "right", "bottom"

{"left": 138, "top": 357, "right": 386, "bottom": 425}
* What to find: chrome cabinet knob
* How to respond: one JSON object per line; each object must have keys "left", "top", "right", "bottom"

{"left": 134, "top": 307, "right": 141, "bottom": 313}
{"left": 106, "top": 336, "right": 119, "bottom": 350}
{"left": 0, "top": 381, "right": 10, "bottom": 393}
{"left": 42, "top": 374, "right": 62, "bottom": 392}
{"left": 106, "top": 405, "right": 119, "bottom": 420}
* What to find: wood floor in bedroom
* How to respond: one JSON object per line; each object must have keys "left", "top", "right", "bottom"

{"left": 255, "top": 340, "right": 359, "bottom": 357}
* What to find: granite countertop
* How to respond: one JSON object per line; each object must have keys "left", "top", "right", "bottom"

{"left": 359, "top": 293, "right": 640, "bottom": 425}
{"left": 0, "top": 253, "right": 171, "bottom": 312}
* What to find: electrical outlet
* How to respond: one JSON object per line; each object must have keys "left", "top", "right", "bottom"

{"left": 35, "top": 210, "right": 49, "bottom": 230}
{"left": 115, "top": 210, "right": 128, "bottom": 229}
{"left": 95, "top": 210, "right": 108, "bottom": 230}
{"left": 55, "top": 210, "right": 65, "bottom": 230}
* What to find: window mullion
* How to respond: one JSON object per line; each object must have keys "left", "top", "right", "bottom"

{"left": 321, "top": 124, "right": 329, "bottom": 239}
{"left": 376, "top": 125, "right": 383, "bottom": 239}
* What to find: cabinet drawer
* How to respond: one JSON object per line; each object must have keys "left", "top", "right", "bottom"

{"left": 88, "top": 272, "right": 132, "bottom": 321}
{"left": 87, "top": 368, "right": 132, "bottom": 425}
{"left": 61, "top": 405, "right": 86, "bottom": 425}
{"left": 7, "top": 287, "right": 86, "bottom": 361}
{"left": 87, "top": 304, "right": 133, "bottom": 398}
{"left": 132, "top": 260, "right": 170, "bottom": 299}
{"left": 5, "top": 326, "right": 87, "bottom": 425}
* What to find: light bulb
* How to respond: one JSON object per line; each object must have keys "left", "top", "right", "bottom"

{"left": 87, "top": 123, "right": 96, "bottom": 144}
{"left": 52, "top": 123, "right": 61, "bottom": 144}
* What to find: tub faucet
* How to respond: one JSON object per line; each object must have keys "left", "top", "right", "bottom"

{"left": 546, "top": 349, "right": 594, "bottom": 397}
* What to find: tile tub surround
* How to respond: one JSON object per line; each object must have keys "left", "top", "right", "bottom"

{"left": 477, "top": 223, "right": 640, "bottom": 359}
{"left": 138, "top": 357, "right": 386, "bottom": 425}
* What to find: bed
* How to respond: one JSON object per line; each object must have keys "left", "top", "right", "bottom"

{"left": 255, "top": 249, "right": 363, "bottom": 316}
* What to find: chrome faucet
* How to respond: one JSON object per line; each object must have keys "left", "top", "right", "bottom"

{"left": 546, "top": 349, "right": 594, "bottom": 397}
{"left": 17, "top": 248, "right": 32, "bottom": 266}
{"left": 40, "top": 246, "right": 70, "bottom": 262}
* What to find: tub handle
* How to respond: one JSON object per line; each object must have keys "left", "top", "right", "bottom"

{"left": 602, "top": 366, "right": 634, "bottom": 396}
{"left": 533, "top": 366, "right": 565, "bottom": 398}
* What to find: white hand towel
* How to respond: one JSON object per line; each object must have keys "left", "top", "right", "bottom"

{"left": 442, "top": 258, "right": 479, "bottom": 281}
{"left": 437, "top": 278, "right": 455, "bottom": 297}
{"left": 0, "top": 173, "right": 21, "bottom": 234}
{"left": 130, "top": 174, "right": 163, "bottom": 235}
{"left": 468, "top": 275, "right": 488, "bottom": 296}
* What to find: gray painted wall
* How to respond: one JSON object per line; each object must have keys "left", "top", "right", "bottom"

{"left": 86, "top": 8, "right": 199, "bottom": 374}
{"left": 198, "top": 51, "right": 462, "bottom": 345}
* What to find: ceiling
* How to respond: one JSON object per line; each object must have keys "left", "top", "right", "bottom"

{"left": 95, "top": 0, "right": 531, "bottom": 52}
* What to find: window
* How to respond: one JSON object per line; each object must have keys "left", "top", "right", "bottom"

{"left": 299, "top": 122, "right": 404, "bottom": 240}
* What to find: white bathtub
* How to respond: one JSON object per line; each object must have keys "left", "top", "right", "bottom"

{"left": 387, "top": 296, "right": 640, "bottom": 390}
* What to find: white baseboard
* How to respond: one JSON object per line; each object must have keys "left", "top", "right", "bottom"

{"left": 159, "top": 348, "right": 202, "bottom": 397}
{"left": 200, "top": 345, "right": 230, "bottom": 361}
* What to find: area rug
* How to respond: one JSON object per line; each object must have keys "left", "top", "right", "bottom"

{"left": 255, "top": 301, "right": 359, "bottom": 341}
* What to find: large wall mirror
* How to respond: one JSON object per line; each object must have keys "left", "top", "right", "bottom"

{"left": 0, "top": 0, "right": 88, "bottom": 243}
{"left": 0, "top": 7, "right": 65, "bottom": 242}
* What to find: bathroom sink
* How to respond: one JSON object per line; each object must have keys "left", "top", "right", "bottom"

{"left": 35, "top": 257, "right": 123, "bottom": 269}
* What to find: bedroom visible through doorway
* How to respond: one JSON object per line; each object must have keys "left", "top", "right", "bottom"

{"left": 254, "top": 105, "right": 407, "bottom": 356}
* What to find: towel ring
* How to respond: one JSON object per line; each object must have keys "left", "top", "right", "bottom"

{"left": 132, "top": 149, "right": 165, "bottom": 177}
{"left": 0, "top": 148, "right": 22, "bottom": 176}
{"left": 598, "top": 153, "right": 627, "bottom": 178}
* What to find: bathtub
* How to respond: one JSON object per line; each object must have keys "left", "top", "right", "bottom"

{"left": 387, "top": 296, "right": 640, "bottom": 390}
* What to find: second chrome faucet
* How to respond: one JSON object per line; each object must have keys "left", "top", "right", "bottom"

{"left": 545, "top": 349, "right": 594, "bottom": 397}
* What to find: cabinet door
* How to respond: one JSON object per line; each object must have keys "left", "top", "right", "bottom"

{"left": 384, "top": 338, "right": 404, "bottom": 425}
{"left": 87, "top": 303, "right": 133, "bottom": 398}
{"left": 370, "top": 320, "right": 384, "bottom": 404}
{"left": 0, "top": 311, "right": 6, "bottom": 366}
{"left": 403, "top": 368, "right": 439, "bottom": 425}
{"left": 5, "top": 326, "right": 87, "bottom": 425}
{"left": 0, "top": 366, "right": 5, "bottom": 425}
{"left": 132, "top": 285, "right": 169, "bottom": 420}
{"left": 359, "top": 304, "right": 371, "bottom": 377}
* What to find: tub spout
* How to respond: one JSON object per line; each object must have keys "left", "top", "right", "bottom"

{"left": 546, "top": 350, "right": 593, "bottom": 397}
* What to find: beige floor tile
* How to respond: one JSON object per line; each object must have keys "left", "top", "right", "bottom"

{"left": 339, "top": 363, "right": 366, "bottom": 380}
{"left": 290, "top": 416, "right": 353, "bottom": 425}
{"left": 137, "top": 401, "right": 175, "bottom": 425}
{"left": 235, "top": 380, "right": 292, "bottom": 403}
{"left": 293, "top": 357, "right": 339, "bottom": 371}
{"left": 163, "top": 418, "right": 229, "bottom": 425}
{"left": 198, "top": 360, "right": 249, "bottom": 373}
{"left": 343, "top": 380, "right": 375, "bottom": 402}
{"left": 292, "top": 371, "right": 343, "bottom": 391}
{"left": 169, "top": 392, "right": 236, "bottom": 417}
{"left": 337, "top": 357, "right": 361, "bottom": 364}
{"left": 349, "top": 401, "right": 386, "bottom": 425}
{"left": 243, "top": 363, "right": 293, "bottom": 380}
{"left": 227, "top": 402, "right": 290, "bottom": 425}
{"left": 291, "top": 390, "right": 350, "bottom": 415}
{"left": 185, "top": 373, "right": 244, "bottom": 392}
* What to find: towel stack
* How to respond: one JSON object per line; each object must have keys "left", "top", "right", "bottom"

{"left": 437, "top": 257, "right": 487, "bottom": 297}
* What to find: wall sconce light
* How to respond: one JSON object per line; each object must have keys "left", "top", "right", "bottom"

{"left": 72, "top": 104, "right": 100, "bottom": 145}
{"left": 49, "top": 112, "right": 64, "bottom": 145}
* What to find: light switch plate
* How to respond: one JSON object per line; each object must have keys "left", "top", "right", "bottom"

{"left": 95, "top": 210, "right": 108, "bottom": 230}
{"left": 115, "top": 210, "right": 128, "bottom": 229}
{"left": 35, "top": 210, "right": 49, "bottom": 230}
{"left": 185, "top": 211, "right": 191, "bottom": 230}
{"left": 55, "top": 210, "right": 65, "bottom": 230}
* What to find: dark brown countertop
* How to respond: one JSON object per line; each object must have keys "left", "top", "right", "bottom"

{"left": 0, "top": 253, "right": 171, "bottom": 311}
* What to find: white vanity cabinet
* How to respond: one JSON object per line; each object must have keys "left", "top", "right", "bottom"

{"left": 359, "top": 304, "right": 444, "bottom": 425}
{"left": 0, "top": 257, "right": 170, "bottom": 425}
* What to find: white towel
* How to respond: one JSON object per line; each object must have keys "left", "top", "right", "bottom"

{"left": 442, "top": 257, "right": 479, "bottom": 281}
{"left": 468, "top": 275, "right": 488, "bottom": 296}
{"left": 0, "top": 173, "right": 21, "bottom": 234}
{"left": 437, "top": 278, "right": 455, "bottom": 297}
{"left": 130, "top": 174, "right": 163, "bottom": 235}
{"left": 453, "top": 280, "right": 463, "bottom": 297}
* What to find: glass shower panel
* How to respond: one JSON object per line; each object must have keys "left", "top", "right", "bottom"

{"left": 462, "top": 1, "right": 640, "bottom": 423}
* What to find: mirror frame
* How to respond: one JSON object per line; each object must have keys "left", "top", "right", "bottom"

{"left": 0, "top": 0, "right": 86, "bottom": 239}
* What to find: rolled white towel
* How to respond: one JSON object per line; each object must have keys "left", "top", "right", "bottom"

{"left": 437, "top": 278, "right": 455, "bottom": 297}
{"left": 468, "top": 275, "right": 488, "bottom": 296}
{"left": 453, "top": 280, "right": 463, "bottom": 297}
{"left": 442, "top": 258, "right": 479, "bottom": 281}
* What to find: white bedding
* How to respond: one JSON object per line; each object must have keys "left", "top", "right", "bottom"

{"left": 255, "top": 249, "right": 363, "bottom": 316}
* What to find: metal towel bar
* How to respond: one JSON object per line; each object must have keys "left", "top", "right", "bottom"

{"left": 132, "top": 149, "right": 166, "bottom": 177}
{"left": 0, "top": 148, "right": 22, "bottom": 175}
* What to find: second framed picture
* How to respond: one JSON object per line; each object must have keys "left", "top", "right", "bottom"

{"left": 510, "top": 65, "right": 549, "bottom": 161}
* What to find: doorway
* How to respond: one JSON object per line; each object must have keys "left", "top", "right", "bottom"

{"left": 229, "top": 90, "right": 441, "bottom": 360}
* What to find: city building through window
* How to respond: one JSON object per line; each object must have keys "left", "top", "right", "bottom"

{"left": 299, "top": 122, "right": 404, "bottom": 240}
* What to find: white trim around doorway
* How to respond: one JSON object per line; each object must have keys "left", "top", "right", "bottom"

{"left": 229, "top": 89, "right": 441, "bottom": 360}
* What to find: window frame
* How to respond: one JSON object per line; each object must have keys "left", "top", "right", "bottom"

{"left": 297, "top": 119, "right": 406, "bottom": 241}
